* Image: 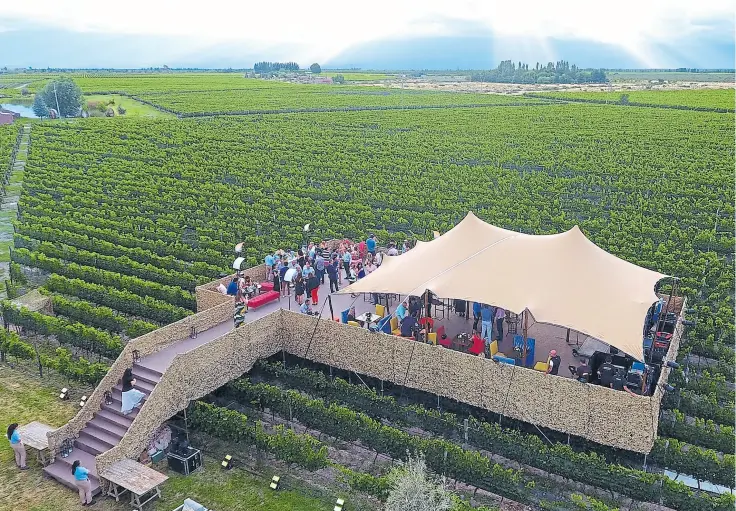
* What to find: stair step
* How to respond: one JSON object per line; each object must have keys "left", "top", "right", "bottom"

{"left": 114, "top": 377, "right": 156, "bottom": 395}
{"left": 87, "top": 417, "right": 128, "bottom": 438}
{"left": 95, "top": 408, "right": 134, "bottom": 429}
{"left": 75, "top": 433, "right": 111, "bottom": 456}
{"left": 101, "top": 401, "right": 139, "bottom": 421}
{"left": 43, "top": 461, "right": 101, "bottom": 496}
{"left": 79, "top": 425, "right": 122, "bottom": 448}
{"left": 53, "top": 445, "right": 99, "bottom": 478}
{"left": 131, "top": 364, "right": 162, "bottom": 385}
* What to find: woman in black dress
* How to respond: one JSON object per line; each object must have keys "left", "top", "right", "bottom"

{"left": 294, "top": 274, "right": 305, "bottom": 305}
{"left": 271, "top": 264, "right": 281, "bottom": 293}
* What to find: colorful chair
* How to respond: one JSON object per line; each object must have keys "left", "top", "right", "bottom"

{"left": 419, "top": 317, "right": 434, "bottom": 332}
{"left": 427, "top": 332, "right": 437, "bottom": 345}
{"left": 490, "top": 340, "right": 506, "bottom": 358}
{"left": 375, "top": 304, "right": 386, "bottom": 317}
{"left": 347, "top": 321, "right": 360, "bottom": 327}
{"left": 340, "top": 309, "right": 350, "bottom": 324}
{"left": 390, "top": 317, "right": 401, "bottom": 336}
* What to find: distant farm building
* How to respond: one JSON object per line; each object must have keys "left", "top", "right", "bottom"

{"left": 0, "top": 111, "right": 15, "bottom": 125}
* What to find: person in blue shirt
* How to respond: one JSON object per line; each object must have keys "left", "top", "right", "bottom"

{"left": 472, "top": 302, "right": 482, "bottom": 331}
{"left": 264, "top": 254, "right": 275, "bottom": 281}
{"left": 300, "top": 298, "right": 313, "bottom": 315}
{"left": 226, "top": 277, "right": 238, "bottom": 296}
{"left": 366, "top": 234, "right": 377, "bottom": 255}
{"left": 71, "top": 460, "right": 94, "bottom": 505}
{"left": 480, "top": 304, "right": 494, "bottom": 346}
{"left": 6, "top": 423, "right": 28, "bottom": 470}
{"left": 396, "top": 300, "right": 408, "bottom": 322}
{"left": 314, "top": 253, "right": 326, "bottom": 284}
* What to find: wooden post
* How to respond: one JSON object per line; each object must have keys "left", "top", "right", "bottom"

{"left": 522, "top": 309, "right": 529, "bottom": 365}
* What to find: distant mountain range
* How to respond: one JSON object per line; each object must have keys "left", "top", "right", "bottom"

{"left": 1, "top": 20, "right": 733, "bottom": 70}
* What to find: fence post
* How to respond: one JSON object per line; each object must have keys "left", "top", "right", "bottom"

{"left": 464, "top": 418, "right": 469, "bottom": 443}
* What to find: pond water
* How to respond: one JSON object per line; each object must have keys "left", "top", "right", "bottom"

{"left": 0, "top": 102, "right": 38, "bottom": 118}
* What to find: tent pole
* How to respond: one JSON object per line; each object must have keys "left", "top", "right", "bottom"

{"left": 522, "top": 309, "right": 529, "bottom": 364}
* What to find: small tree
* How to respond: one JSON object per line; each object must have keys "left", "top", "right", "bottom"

{"left": 32, "top": 94, "right": 49, "bottom": 118}
{"left": 117, "top": 105, "right": 126, "bottom": 115}
{"left": 385, "top": 454, "right": 453, "bottom": 511}
{"left": 20, "top": 87, "right": 29, "bottom": 96}
{"left": 310, "top": 63, "right": 322, "bottom": 74}
{"left": 39, "top": 77, "right": 83, "bottom": 117}
{"left": 332, "top": 74, "right": 345, "bottom": 84}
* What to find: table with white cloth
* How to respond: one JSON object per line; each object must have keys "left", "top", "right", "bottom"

{"left": 356, "top": 312, "right": 383, "bottom": 328}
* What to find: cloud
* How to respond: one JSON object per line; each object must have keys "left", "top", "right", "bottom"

{"left": 1, "top": 0, "right": 733, "bottom": 68}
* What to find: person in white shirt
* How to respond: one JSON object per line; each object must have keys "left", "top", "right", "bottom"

{"left": 387, "top": 244, "right": 398, "bottom": 256}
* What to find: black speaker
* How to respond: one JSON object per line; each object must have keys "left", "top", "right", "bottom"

{"left": 167, "top": 447, "right": 202, "bottom": 475}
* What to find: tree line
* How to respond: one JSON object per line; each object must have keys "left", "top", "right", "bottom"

{"left": 472, "top": 60, "right": 607, "bottom": 84}
{"left": 253, "top": 61, "right": 300, "bottom": 73}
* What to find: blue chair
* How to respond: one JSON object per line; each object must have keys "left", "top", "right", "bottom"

{"left": 340, "top": 309, "right": 349, "bottom": 324}
{"left": 493, "top": 355, "right": 516, "bottom": 365}
{"left": 513, "top": 335, "right": 524, "bottom": 354}
{"left": 377, "top": 316, "right": 392, "bottom": 334}
{"left": 524, "top": 338, "right": 536, "bottom": 368}
{"left": 631, "top": 361, "right": 646, "bottom": 373}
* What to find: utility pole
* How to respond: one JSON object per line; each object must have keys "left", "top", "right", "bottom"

{"left": 53, "top": 81, "right": 61, "bottom": 117}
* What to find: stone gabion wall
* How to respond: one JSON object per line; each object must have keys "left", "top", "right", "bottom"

{"left": 280, "top": 310, "right": 675, "bottom": 453}
{"left": 95, "top": 312, "right": 281, "bottom": 474}
{"left": 46, "top": 300, "right": 233, "bottom": 461}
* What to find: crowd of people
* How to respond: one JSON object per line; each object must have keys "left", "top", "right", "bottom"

{"left": 261, "top": 236, "right": 412, "bottom": 314}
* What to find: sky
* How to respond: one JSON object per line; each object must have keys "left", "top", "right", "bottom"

{"left": 1, "top": 0, "right": 734, "bottom": 68}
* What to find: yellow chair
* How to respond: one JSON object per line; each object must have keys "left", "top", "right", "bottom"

{"left": 534, "top": 361, "right": 549, "bottom": 372}
{"left": 390, "top": 317, "right": 401, "bottom": 336}
{"left": 427, "top": 332, "right": 437, "bottom": 345}
{"left": 490, "top": 340, "right": 505, "bottom": 358}
{"left": 375, "top": 304, "right": 386, "bottom": 317}
{"left": 347, "top": 321, "right": 360, "bottom": 327}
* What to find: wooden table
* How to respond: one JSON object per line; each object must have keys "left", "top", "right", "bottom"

{"left": 100, "top": 459, "right": 169, "bottom": 509}
{"left": 18, "top": 421, "right": 55, "bottom": 466}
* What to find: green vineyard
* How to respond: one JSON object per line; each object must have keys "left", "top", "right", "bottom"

{"left": 0, "top": 73, "right": 733, "bottom": 511}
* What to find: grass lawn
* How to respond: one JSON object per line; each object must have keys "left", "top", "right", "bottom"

{"left": 0, "top": 365, "right": 353, "bottom": 511}
{"left": 82, "top": 94, "right": 175, "bottom": 118}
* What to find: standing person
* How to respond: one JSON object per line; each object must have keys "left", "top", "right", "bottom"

{"left": 494, "top": 307, "right": 506, "bottom": 342}
{"left": 358, "top": 239, "right": 367, "bottom": 260}
{"left": 7, "top": 423, "right": 28, "bottom": 470}
{"left": 315, "top": 252, "right": 326, "bottom": 284}
{"left": 396, "top": 300, "right": 408, "bottom": 321}
{"left": 327, "top": 254, "right": 340, "bottom": 293}
{"left": 366, "top": 234, "right": 377, "bottom": 256}
{"left": 597, "top": 355, "right": 616, "bottom": 388}
{"left": 279, "top": 262, "right": 289, "bottom": 297}
{"left": 342, "top": 250, "right": 352, "bottom": 280}
{"left": 307, "top": 272, "right": 319, "bottom": 306}
{"left": 271, "top": 264, "right": 281, "bottom": 295}
{"left": 472, "top": 302, "right": 482, "bottom": 331}
{"left": 402, "top": 240, "right": 410, "bottom": 254}
{"left": 294, "top": 274, "right": 305, "bottom": 305}
{"left": 71, "top": 460, "right": 94, "bottom": 506}
{"left": 297, "top": 249, "right": 306, "bottom": 269}
{"left": 480, "top": 304, "right": 493, "bottom": 345}
{"left": 546, "top": 350, "right": 561, "bottom": 376}
{"left": 264, "top": 253, "right": 275, "bottom": 281}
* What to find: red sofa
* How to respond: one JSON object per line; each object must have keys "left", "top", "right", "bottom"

{"left": 248, "top": 290, "right": 280, "bottom": 309}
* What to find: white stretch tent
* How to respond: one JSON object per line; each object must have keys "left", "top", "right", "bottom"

{"left": 338, "top": 212, "right": 667, "bottom": 361}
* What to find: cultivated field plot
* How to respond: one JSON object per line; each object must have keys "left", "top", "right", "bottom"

{"left": 134, "top": 86, "right": 535, "bottom": 115}
{"left": 532, "top": 88, "right": 735, "bottom": 111}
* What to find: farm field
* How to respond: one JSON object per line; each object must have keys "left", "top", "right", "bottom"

{"left": 530, "top": 88, "right": 735, "bottom": 111}
{"left": 0, "top": 75, "right": 733, "bottom": 510}
{"left": 607, "top": 71, "right": 735, "bottom": 83}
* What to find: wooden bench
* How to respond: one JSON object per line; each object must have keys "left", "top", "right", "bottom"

{"left": 247, "top": 290, "right": 280, "bottom": 309}
{"left": 100, "top": 458, "right": 168, "bottom": 509}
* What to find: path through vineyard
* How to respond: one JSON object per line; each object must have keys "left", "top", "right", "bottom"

{"left": 0, "top": 123, "right": 29, "bottom": 298}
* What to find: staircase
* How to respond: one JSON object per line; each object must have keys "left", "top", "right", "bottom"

{"left": 42, "top": 361, "right": 163, "bottom": 495}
